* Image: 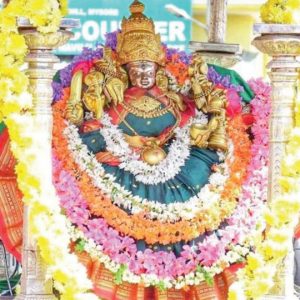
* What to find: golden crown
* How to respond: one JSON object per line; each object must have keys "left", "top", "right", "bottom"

{"left": 116, "top": 0, "right": 165, "bottom": 66}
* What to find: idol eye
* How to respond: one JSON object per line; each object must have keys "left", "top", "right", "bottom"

{"left": 130, "top": 70, "right": 138, "bottom": 76}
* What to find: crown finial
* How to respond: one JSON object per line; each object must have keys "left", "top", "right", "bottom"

{"left": 129, "top": 0, "right": 145, "bottom": 16}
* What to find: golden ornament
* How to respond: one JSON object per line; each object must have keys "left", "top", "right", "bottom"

{"left": 141, "top": 144, "right": 166, "bottom": 165}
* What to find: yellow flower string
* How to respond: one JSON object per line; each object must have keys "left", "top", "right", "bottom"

{"left": 230, "top": 1, "right": 300, "bottom": 299}
{"left": 260, "top": 0, "right": 300, "bottom": 24}
{"left": 229, "top": 94, "right": 300, "bottom": 299}
{"left": 0, "top": 1, "right": 99, "bottom": 299}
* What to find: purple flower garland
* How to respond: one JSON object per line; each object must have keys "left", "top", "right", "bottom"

{"left": 207, "top": 67, "right": 244, "bottom": 94}
{"left": 52, "top": 46, "right": 104, "bottom": 102}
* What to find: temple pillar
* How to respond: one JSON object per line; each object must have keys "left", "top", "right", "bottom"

{"left": 14, "top": 19, "right": 77, "bottom": 300}
{"left": 190, "top": 0, "right": 241, "bottom": 68}
{"left": 207, "top": 0, "right": 227, "bottom": 43}
{"left": 252, "top": 23, "right": 300, "bottom": 300}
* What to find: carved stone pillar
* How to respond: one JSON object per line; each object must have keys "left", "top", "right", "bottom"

{"left": 189, "top": 41, "right": 241, "bottom": 68}
{"left": 252, "top": 23, "right": 300, "bottom": 300}
{"left": 190, "top": 0, "right": 241, "bottom": 68}
{"left": 14, "top": 19, "right": 77, "bottom": 300}
{"left": 207, "top": 0, "right": 228, "bottom": 43}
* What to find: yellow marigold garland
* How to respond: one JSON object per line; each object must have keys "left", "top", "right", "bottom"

{"left": 0, "top": 1, "right": 99, "bottom": 299}
{"left": 260, "top": 0, "right": 300, "bottom": 24}
{"left": 228, "top": 94, "right": 300, "bottom": 299}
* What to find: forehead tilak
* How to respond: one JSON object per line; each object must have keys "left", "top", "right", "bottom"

{"left": 128, "top": 61, "right": 156, "bottom": 70}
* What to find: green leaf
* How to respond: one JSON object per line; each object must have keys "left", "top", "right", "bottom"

{"left": 75, "top": 239, "right": 86, "bottom": 253}
{"left": 196, "top": 265, "right": 213, "bottom": 286}
{"left": 157, "top": 280, "right": 167, "bottom": 291}
{"left": 114, "top": 264, "right": 127, "bottom": 285}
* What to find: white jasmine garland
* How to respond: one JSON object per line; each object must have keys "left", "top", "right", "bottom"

{"left": 100, "top": 112, "right": 191, "bottom": 185}
{"left": 166, "top": 71, "right": 181, "bottom": 93}
{"left": 64, "top": 117, "right": 231, "bottom": 223}
{"left": 193, "top": 109, "right": 209, "bottom": 125}
{"left": 217, "top": 150, "right": 226, "bottom": 162}
{"left": 180, "top": 79, "right": 192, "bottom": 96}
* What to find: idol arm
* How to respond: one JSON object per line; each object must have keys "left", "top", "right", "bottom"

{"left": 188, "top": 56, "right": 228, "bottom": 152}
{"left": 65, "top": 70, "right": 84, "bottom": 126}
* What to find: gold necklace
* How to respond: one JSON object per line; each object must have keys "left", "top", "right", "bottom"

{"left": 121, "top": 95, "right": 172, "bottom": 119}
{"left": 112, "top": 106, "right": 139, "bottom": 136}
{"left": 112, "top": 105, "right": 167, "bottom": 165}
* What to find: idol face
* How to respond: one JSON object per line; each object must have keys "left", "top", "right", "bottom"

{"left": 126, "top": 61, "right": 157, "bottom": 89}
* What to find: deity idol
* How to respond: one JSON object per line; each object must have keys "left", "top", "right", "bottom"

{"left": 65, "top": 1, "right": 227, "bottom": 202}
{"left": 0, "top": 0, "right": 263, "bottom": 299}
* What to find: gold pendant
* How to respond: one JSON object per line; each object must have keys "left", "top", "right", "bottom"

{"left": 141, "top": 145, "right": 166, "bottom": 165}
{"left": 131, "top": 95, "right": 161, "bottom": 111}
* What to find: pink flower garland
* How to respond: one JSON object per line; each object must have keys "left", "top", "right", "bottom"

{"left": 221, "top": 78, "right": 271, "bottom": 242}
{"left": 52, "top": 78, "right": 271, "bottom": 280}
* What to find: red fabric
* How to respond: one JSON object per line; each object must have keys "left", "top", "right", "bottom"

{"left": 148, "top": 86, "right": 173, "bottom": 106}
{"left": 226, "top": 262, "right": 245, "bottom": 273}
{"left": 0, "top": 128, "right": 22, "bottom": 262}
{"left": 106, "top": 102, "right": 125, "bottom": 125}
{"left": 128, "top": 86, "right": 195, "bottom": 127}
{"left": 94, "top": 285, "right": 117, "bottom": 300}
{"left": 0, "top": 128, "right": 8, "bottom": 152}
{"left": 180, "top": 97, "right": 196, "bottom": 127}
{"left": 72, "top": 60, "right": 95, "bottom": 77}
{"left": 0, "top": 209, "right": 22, "bottom": 262}
{"left": 80, "top": 119, "right": 102, "bottom": 133}
{"left": 125, "top": 87, "right": 151, "bottom": 103}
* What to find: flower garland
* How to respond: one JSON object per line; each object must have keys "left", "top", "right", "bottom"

{"left": 66, "top": 119, "right": 229, "bottom": 222}
{"left": 53, "top": 92, "right": 252, "bottom": 245}
{"left": 53, "top": 155, "right": 250, "bottom": 285}
{"left": 260, "top": 0, "right": 300, "bottom": 24}
{"left": 99, "top": 112, "right": 192, "bottom": 185}
{"left": 0, "top": 2, "right": 98, "bottom": 299}
{"left": 50, "top": 38, "right": 271, "bottom": 291}
{"left": 51, "top": 78, "right": 271, "bottom": 289}
{"left": 70, "top": 225, "right": 251, "bottom": 289}
{"left": 64, "top": 109, "right": 231, "bottom": 221}
{"left": 229, "top": 79, "right": 300, "bottom": 299}
{"left": 65, "top": 112, "right": 232, "bottom": 223}
{"left": 53, "top": 155, "right": 250, "bottom": 284}
{"left": 207, "top": 67, "right": 245, "bottom": 94}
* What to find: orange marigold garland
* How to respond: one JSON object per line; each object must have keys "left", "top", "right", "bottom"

{"left": 52, "top": 89, "right": 252, "bottom": 245}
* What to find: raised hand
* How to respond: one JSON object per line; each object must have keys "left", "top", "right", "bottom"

{"left": 65, "top": 102, "right": 84, "bottom": 126}
{"left": 104, "top": 77, "right": 124, "bottom": 106}
{"left": 83, "top": 71, "right": 106, "bottom": 120}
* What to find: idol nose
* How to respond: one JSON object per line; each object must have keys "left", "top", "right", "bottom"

{"left": 141, "top": 72, "right": 148, "bottom": 80}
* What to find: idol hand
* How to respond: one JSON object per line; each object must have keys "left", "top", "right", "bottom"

{"left": 65, "top": 102, "right": 84, "bottom": 126}
{"left": 104, "top": 77, "right": 124, "bottom": 105}
{"left": 191, "top": 78, "right": 207, "bottom": 110}
{"left": 82, "top": 71, "right": 106, "bottom": 119}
